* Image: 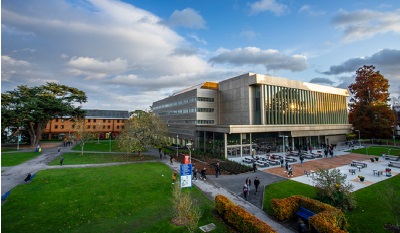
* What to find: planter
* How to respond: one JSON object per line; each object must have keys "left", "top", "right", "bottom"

{"left": 370, "top": 158, "right": 375, "bottom": 162}
{"left": 375, "top": 157, "right": 379, "bottom": 161}
{"left": 359, "top": 177, "right": 365, "bottom": 182}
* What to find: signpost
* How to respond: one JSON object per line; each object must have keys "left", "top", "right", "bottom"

{"left": 180, "top": 164, "right": 192, "bottom": 188}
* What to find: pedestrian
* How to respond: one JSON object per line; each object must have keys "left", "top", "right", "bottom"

{"left": 300, "top": 155, "right": 304, "bottom": 166}
{"left": 193, "top": 169, "right": 198, "bottom": 181}
{"left": 330, "top": 149, "right": 334, "bottom": 158}
{"left": 58, "top": 147, "right": 61, "bottom": 154}
{"left": 60, "top": 156, "right": 64, "bottom": 166}
{"left": 280, "top": 157, "right": 284, "bottom": 167}
{"left": 254, "top": 177, "right": 260, "bottom": 194}
{"left": 201, "top": 167, "right": 207, "bottom": 180}
{"left": 298, "top": 218, "right": 308, "bottom": 233}
{"left": 24, "top": 173, "right": 32, "bottom": 183}
{"left": 170, "top": 156, "right": 174, "bottom": 165}
{"left": 215, "top": 162, "right": 221, "bottom": 177}
{"left": 243, "top": 184, "right": 248, "bottom": 200}
{"left": 288, "top": 165, "right": 293, "bottom": 177}
{"left": 309, "top": 146, "right": 313, "bottom": 154}
{"left": 172, "top": 171, "right": 177, "bottom": 184}
{"left": 252, "top": 161, "right": 257, "bottom": 172}
{"left": 245, "top": 177, "right": 251, "bottom": 192}
{"left": 285, "top": 160, "right": 289, "bottom": 172}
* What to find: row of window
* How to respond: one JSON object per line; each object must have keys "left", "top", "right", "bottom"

{"left": 167, "top": 120, "right": 215, "bottom": 125}
{"left": 52, "top": 125, "right": 124, "bottom": 130}
{"left": 54, "top": 119, "right": 126, "bottom": 123}
{"left": 158, "top": 108, "right": 214, "bottom": 115}
{"left": 153, "top": 97, "right": 215, "bottom": 110}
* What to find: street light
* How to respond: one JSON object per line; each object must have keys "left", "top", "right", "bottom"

{"left": 109, "top": 132, "right": 112, "bottom": 152}
{"left": 392, "top": 126, "right": 396, "bottom": 146}
{"left": 186, "top": 142, "right": 192, "bottom": 164}
{"left": 355, "top": 130, "right": 361, "bottom": 147}
{"left": 176, "top": 135, "right": 179, "bottom": 157}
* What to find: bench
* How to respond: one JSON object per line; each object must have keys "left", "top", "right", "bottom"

{"left": 349, "top": 169, "right": 356, "bottom": 175}
{"left": 303, "top": 154, "right": 315, "bottom": 159}
{"left": 256, "top": 161, "right": 269, "bottom": 167}
{"left": 385, "top": 156, "right": 400, "bottom": 161}
{"left": 351, "top": 161, "right": 367, "bottom": 168}
{"left": 268, "top": 159, "right": 280, "bottom": 166}
{"left": 389, "top": 161, "right": 400, "bottom": 168}
{"left": 296, "top": 206, "right": 316, "bottom": 220}
{"left": 285, "top": 157, "right": 297, "bottom": 162}
{"left": 1, "top": 190, "right": 11, "bottom": 202}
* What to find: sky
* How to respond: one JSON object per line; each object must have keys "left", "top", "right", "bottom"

{"left": 2, "top": 0, "right": 400, "bottom": 111}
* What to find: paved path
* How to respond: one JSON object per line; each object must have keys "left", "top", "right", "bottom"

{"left": 2, "top": 144, "right": 295, "bottom": 233}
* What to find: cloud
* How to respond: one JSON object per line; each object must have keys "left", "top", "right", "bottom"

{"left": 240, "top": 30, "right": 258, "bottom": 40}
{"left": 321, "top": 49, "right": 400, "bottom": 75}
{"left": 168, "top": 8, "right": 206, "bottom": 29}
{"left": 309, "top": 77, "right": 334, "bottom": 85}
{"left": 248, "top": 0, "right": 289, "bottom": 16}
{"left": 298, "top": 5, "right": 325, "bottom": 17}
{"left": 209, "top": 47, "right": 308, "bottom": 72}
{"left": 170, "top": 46, "right": 198, "bottom": 56}
{"left": 332, "top": 9, "right": 400, "bottom": 42}
{"left": 1, "top": 55, "right": 31, "bottom": 67}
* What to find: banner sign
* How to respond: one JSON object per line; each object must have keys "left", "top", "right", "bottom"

{"left": 180, "top": 164, "right": 192, "bottom": 188}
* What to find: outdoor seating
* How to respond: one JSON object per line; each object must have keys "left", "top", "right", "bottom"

{"left": 303, "top": 154, "right": 315, "bottom": 159}
{"left": 385, "top": 156, "right": 400, "bottom": 161}
{"left": 351, "top": 160, "right": 367, "bottom": 168}
{"left": 349, "top": 169, "right": 356, "bottom": 175}
{"left": 268, "top": 159, "right": 280, "bottom": 166}
{"left": 388, "top": 161, "right": 400, "bottom": 168}
{"left": 296, "top": 206, "right": 316, "bottom": 220}
{"left": 256, "top": 161, "right": 269, "bottom": 167}
{"left": 284, "top": 156, "right": 297, "bottom": 162}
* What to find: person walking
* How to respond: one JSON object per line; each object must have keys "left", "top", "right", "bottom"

{"left": 215, "top": 163, "right": 221, "bottom": 178}
{"left": 285, "top": 160, "right": 289, "bottom": 173}
{"left": 201, "top": 167, "right": 207, "bottom": 180}
{"left": 254, "top": 177, "right": 260, "bottom": 194}
{"left": 288, "top": 165, "right": 293, "bottom": 177}
{"left": 193, "top": 169, "right": 198, "bottom": 181}
{"left": 172, "top": 171, "right": 177, "bottom": 184}
{"left": 300, "top": 155, "right": 304, "bottom": 166}
{"left": 58, "top": 147, "right": 61, "bottom": 154}
{"left": 60, "top": 156, "right": 64, "bottom": 166}
{"left": 170, "top": 156, "right": 174, "bottom": 165}
{"left": 252, "top": 161, "right": 257, "bottom": 172}
{"left": 245, "top": 177, "right": 251, "bottom": 192}
{"left": 280, "top": 157, "right": 284, "bottom": 167}
{"left": 243, "top": 184, "right": 249, "bottom": 200}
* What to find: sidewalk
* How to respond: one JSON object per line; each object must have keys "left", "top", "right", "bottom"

{"left": 156, "top": 149, "right": 294, "bottom": 233}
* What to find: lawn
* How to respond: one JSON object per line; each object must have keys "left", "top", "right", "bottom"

{"left": 48, "top": 152, "right": 155, "bottom": 165}
{"left": 71, "top": 140, "right": 120, "bottom": 152}
{"left": 263, "top": 175, "right": 400, "bottom": 233}
{"left": 1, "top": 151, "right": 41, "bottom": 166}
{"left": 350, "top": 146, "right": 400, "bottom": 157}
{"left": 1, "top": 163, "right": 231, "bottom": 233}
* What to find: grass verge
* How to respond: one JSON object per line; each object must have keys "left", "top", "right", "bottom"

{"left": 48, "top": 152, "right": 155, "bottom": 165}
{"left": 1, "top": 152, "right": 41, "bottom": 166}
{"left": 1, "top": 163, "right": 231, "bottom": 233}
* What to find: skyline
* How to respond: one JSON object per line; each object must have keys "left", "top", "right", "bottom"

{"left": 2, "top": 0, "right": 400, "bottom": 111}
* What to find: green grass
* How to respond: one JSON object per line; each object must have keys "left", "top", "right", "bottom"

{"left": 351, "top": 146, "right": 400, "bottom": 156}
{"left": 263, "top": 176, "right": 400, "bottom": 233}
{"left": 71, "top": 140, "right": 120, "bottom": 152}
{"left": 1, "top": 163, "right": 231, "bottom": 233}
{"left": 263, "top": 180, "right": 317, "bottom": 214}
{"left": 1, "top": 152, "right": 41, "bottom": 166}
{"left": 48, "top": 152, "right": 155, "bottom": 165}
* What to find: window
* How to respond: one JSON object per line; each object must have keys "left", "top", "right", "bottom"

{"left": 117, "top": 126, "right": 120, "bottom": 129}
{"left": 117, "top": 120, "right": 120, "bottom": 123}
{"left": 94, "top": 119, "right": 97, "bottom": 123}
{"left": 108, "top": 120, "right": 111, "bottom": 123}
{"left": 61, "top": 125, "right": 64, "bottom": 129}
{"left": 88, "top": 119, "right": 91, "bottom": 123}
{"left": 55, "top": 125, "right": 58, "bottom": 129}
{"left": 103, "top": 120, "right": 106, "bottom": 123}
{"left": 107, "top": 125, "right": 110, "bottom": 129}
{"left": 103, "top": 125, "right": 106, "bottom": 129}
{"left": 87, "top": 126, "right": 90, "bottom": 129}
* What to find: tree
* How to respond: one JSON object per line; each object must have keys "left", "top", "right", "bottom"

{"left": 73, "top": 119, "right": 95, "bottom": 155}
{"left": 1, "top": 83, "right": 87, "bottom": 146}
{"left": 115, "top": 111, "right": 168, "bottom": 156}
{"left": 312, "top": 168, "right": 356, "bottom": 211}
{"left": 348, "top": 65, "right": 396, "bottom": 139}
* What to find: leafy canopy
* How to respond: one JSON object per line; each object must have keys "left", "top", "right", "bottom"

{"left": 116, "top": 111, "right": 168, "bottom": 155}
{"left": 348, "top": 65, "right": 396, "bottom": 139}
{"left": 1, "top": 82, "right": 87, "bottom": 146}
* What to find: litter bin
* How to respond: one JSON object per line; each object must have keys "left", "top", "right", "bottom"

{"left": 385, "top": 168, "right": 392, "bottom": 177}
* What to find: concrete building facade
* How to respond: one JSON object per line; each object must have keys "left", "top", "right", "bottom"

{"left": 152, "top": 73, "right": 351, "bottom": 158}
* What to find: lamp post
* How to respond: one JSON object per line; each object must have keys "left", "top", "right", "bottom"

{"left": 186, "top": 142, "right": 192, "bottom": 164}
{"left": 355, "top": 130, "right": 360, "bottom": 147}
{"left": 176, "top": 135, "right": 179, "bottom": 157}
{"left": 109, "top": 132, "right": 111, "bottom": 152}
{"left": 392, "top": 126, "right": 396, "bottom": 146}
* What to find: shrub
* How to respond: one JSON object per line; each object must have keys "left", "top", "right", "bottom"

{"left": 215, "top": 194, "right": 277, "bottom": 233}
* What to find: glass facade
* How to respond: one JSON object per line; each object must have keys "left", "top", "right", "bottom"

{"left": 264, "top": 85, "right": 348, "bottom": 125}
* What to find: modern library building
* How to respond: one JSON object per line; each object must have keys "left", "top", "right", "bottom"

{"left": 152, "top": 73, "right": 351, "bottom": 158}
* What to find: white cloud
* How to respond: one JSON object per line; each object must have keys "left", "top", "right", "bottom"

{"left": 248, "top": 0, "right": 289, "bottom": 16}
{"left": 240, "top": 30, "right": 257, "bottom": 40}
{"left": 1, "top": 55, "right": 31, "bottom": 67}
{"left": 209, "top": 47, "right": 308, "bottom": 72}
{"left": 332, "top": 9, "right": 400, "bottom": 42}
{"left": 168, "top": 8, "right": 206, "bottom": 29}
{"left": 298, "top": 5, "right": 325, "bottom": 17}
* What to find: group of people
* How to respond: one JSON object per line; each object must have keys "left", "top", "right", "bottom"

{"left": 242, "top": 177, "right": 261, "bottom": 200}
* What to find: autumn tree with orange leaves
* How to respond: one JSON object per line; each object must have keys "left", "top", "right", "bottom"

{"left": 348, "top": 65, "right": 396, "bottom": 139}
